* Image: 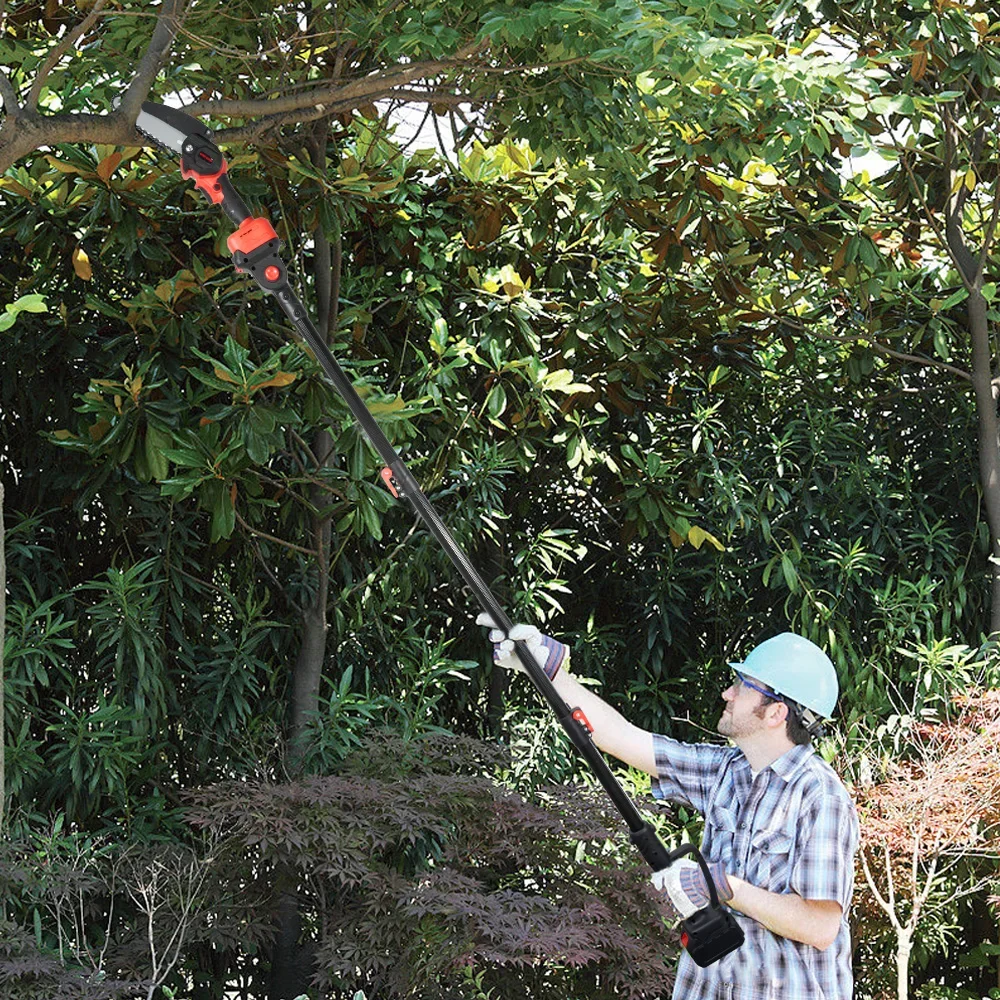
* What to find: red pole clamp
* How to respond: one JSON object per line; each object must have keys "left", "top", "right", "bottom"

{"left": 380, "top": 467, "right": 402, "bottom": 498}
{"left": 571, "top": 707, "right": 594, "bottom": 733}
{"left": 227, "top": 216, "right": 280, "bottom": 256}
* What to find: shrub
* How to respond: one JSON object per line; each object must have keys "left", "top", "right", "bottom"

{"left": 184, "top": 730, "right": 680, "bottom": 999}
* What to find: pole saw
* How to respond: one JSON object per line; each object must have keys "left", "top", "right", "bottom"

{"left": 131, "top": 100, "right": 744, "bottom": 968}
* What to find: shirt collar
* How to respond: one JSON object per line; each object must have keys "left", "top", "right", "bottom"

{"left": 735, "top": 742, "right": 815, "bottom": 782}
{"left": 767, "top": 743, "right": 815, "bottom": 781}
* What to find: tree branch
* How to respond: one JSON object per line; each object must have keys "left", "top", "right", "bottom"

{"left": 116, "top": 0, "right": 189, "bottom": 126}
{"left": 885, "top": 840, "right": 897, "bottom": 917}
{"left": 859, "top": 845, "right": 901, "bottom": 930}
{"left": 26, "top": 0, "right": 111, "bottom": 110}
{"left": 0, "top": 38, "right": 481, "bottom": 173}
{"left": 234, "top": 509, "right": 319, "bottom": 557}
{"left": 0, "top": 68, "right": 18, "bottom": 118}
{"left": 977, "top": 175, "right": 1000, "bottom": 277}
{"left": 193, "top": 47, "right": 481, "bottom": 120}
{"left": 774, "top": 313, "right": 974, "bottom": 383}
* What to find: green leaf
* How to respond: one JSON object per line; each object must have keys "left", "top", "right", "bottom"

{"left": 938, "top": 287, "right": 969, "bottom": 311}
{"left": 144, "top": 424, "right": 172, "bottom": 482}
{"left": 430, "top": 316, "right": 449, "bottom": 356}
{"left": 0, "top": 293, "right": 49, "bottom": 332}
{"left": 781, "top": 554, "right": 799, "bottom": 593}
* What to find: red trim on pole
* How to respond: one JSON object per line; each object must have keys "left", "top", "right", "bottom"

{"left": 380, "top": 467, "right": 401, "bottom": 498}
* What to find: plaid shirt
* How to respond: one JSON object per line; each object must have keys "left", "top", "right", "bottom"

{"left": 651, "top": 735, "right": 859, "bottom": 1000}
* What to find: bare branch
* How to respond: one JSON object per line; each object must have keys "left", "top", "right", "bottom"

{"left": 859, "top": 845, "right": 900, "bottom": 929}
{"left": 234, "top": 508, "right": 319, "bottom": 557}
{"left": 884, "top": 840, "right": 897, "bottom": 917}
{"left": 191, "top": 43, "right": 482, "bottom": 121}
{"left": 117, "top": 0, "right": 189, "bottom": 125}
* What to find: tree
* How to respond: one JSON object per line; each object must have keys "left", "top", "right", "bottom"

{"left": 852, "top": 671, "right": 1000, "bottom": 999}
{"left": 751, "top": 0, "right": 1000, "bottom": 633}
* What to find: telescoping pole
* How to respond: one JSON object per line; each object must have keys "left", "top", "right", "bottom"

{"left": 131, "top": 100, "right": 744, "bottom": 967}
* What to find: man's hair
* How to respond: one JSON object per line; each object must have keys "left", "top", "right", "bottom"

{"left": 752, "top": 689, "right": 812, "bottom": 746}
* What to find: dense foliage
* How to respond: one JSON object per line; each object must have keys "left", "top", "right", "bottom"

{"left": 4, "top": 0, "right": 1000, "bottom": 997}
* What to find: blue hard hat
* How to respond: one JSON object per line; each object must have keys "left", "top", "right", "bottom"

{"left": 729, "top": 632, "right": 838, "bottom": 720}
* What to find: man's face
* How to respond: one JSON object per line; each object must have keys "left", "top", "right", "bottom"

{"left": 718, "top": 673, "right": 774, "bottom": 740}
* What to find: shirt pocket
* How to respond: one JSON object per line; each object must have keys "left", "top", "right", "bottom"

{"left": 749, "top": 821, "right": 796, "bottom": 890}
{"left": 705, "top": 799, "right": 740, "bottom": 866}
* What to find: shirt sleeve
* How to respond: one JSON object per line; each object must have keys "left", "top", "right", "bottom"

{"left": 789, "top": 782, "right": 860, "bottom": 910}
{"left": 649, "top": 734, "right": 737, "bottom": 814}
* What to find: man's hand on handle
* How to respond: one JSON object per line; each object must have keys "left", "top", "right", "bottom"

{"left": 476, "top": 613, "right": 570, "bottom": 680}
{"left": 652, "top": 859, "right": 734, "bottom": 919}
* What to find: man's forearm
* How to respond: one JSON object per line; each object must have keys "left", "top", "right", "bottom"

{"left": 727, "top": 876, "right": 841, "bottom": 951}
{"left": 548, "top": 668, "right": 656, "bottom": 773}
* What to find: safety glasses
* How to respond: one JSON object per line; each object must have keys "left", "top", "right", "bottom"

{"left": 732, "top": 670, "right": 776, "bottom": 700}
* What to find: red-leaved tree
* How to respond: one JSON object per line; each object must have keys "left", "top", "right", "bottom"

{"left": 852, "top": 686, "right": 1000, "bottom": 1000}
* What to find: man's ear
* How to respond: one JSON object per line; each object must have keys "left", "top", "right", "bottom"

{"left": 768, "top": 700, "right": 789, "bottom": 728}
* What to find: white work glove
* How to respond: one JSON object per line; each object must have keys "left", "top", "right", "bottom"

{"left": 476, "top": 613, "right": 570, "bottom": 680}
{"left": 651, "top": 858, "right": 734, "bottom": 920}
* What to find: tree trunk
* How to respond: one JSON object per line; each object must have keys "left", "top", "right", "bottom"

{"left": 942, "top": 115, "right": 1000, "bottom": 635}
{"left": 286, "top": 125, "right": 339, "bottom": 769}
{"left": 269, "top": 120, "right": 340, "bottom": 999}
{"left": 963, "top": 285, "right": 1000, "bottom": 635}
{"left": 896, "top": 932, "right": 912, "bottom": 1000}
{"left": 265, "top": 890, "right": 315, "bottom": 1000}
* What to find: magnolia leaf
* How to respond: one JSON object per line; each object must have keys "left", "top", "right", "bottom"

{"left": 213, "top": 366, "right": 241, "bottom": 385}
{"left": 88, "top": 419, "right": 111, "bottom": 442}
{"left": 72, "top": 246, "right": 92, "bottom": 281}
{"left": 0, "top": 177, "right": 34, "bottom": 199}
{"left": 368, "top": 395, "right": 406, "bottom": 415}
{"left": 430, "top": 316, "right": 449, "bottom": 357}
{"left": 249, "top": 371, "right": 297, "bottom": 393}
{"left": 0, "top": 293, "right": 48, "bottom": 332}
{"left": 688, "top": 525, "right": 725, "bottom": 551}
{"left": 96, "top": 152, "right": 122, "bottom": 184}
{"left": 16, "top": 294, "right": 49, "bottom": 313}
{"left": 45, "top": 155, "right": 91, "bottom": 176}
{"left": 542, "top": 369, "right": 594, "bottom": 394}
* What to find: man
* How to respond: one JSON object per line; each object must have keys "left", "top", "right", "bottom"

{"left": 479, "top": 616, "right": 860, "bottom": 1000}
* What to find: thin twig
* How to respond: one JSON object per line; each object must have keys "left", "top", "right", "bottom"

{"left": 774, "top": 313, "right": 974, "bottom": 383}
{"left": 234, "top": 509, "right": 319, "bottom": 556}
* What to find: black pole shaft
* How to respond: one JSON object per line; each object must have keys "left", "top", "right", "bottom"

{"left": 268, "top": 281, "right": 666, "bottom": 850}
{"left": 128, "top": 99, "right": 742, "bottom": 962}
